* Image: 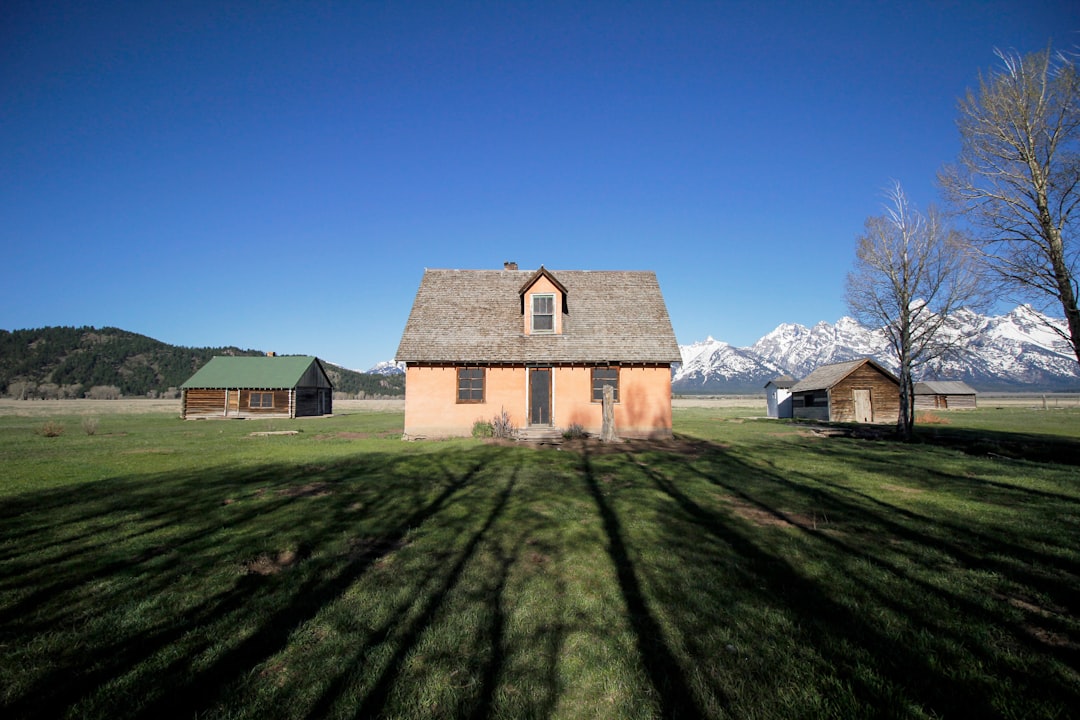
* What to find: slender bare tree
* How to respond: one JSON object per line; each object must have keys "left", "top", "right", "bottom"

{"left": 940, "top": 46, "right": 1080, "bottom": 365}
{"left": 846, "top": 182, "right": 984, "bottom": 439}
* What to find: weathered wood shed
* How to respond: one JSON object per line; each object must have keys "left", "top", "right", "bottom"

{"left": 180, "top": 355, "right": 332, "bottom": 419}
{"left": 914, "top": 381, "right": 977, "bottom": 410}
{"left": 790, "top": 358, "right": 900, "bottom": 424}
{"left": 765, "top": 375, "right": 796, "bottom": 418}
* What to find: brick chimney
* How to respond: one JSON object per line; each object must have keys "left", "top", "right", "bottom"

{"left": 504, "top": 261, "right": 518, "bottom": 270}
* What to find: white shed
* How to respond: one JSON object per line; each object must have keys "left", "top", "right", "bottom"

{"left": 765, "top": 375, "right": 796, "bottom": 418}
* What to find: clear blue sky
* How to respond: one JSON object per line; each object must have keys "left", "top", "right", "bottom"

{"left": 3, "top": 1, "right": 1077, "bottom": 370}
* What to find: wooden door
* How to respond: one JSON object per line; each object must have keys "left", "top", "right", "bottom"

{"left": 530, "top": 368, "right": 551, "bottom": 425}
{"left": 853, "top": 388, "right": 872, "bottom": 423}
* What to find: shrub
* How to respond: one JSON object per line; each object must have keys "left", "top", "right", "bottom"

{"left": 81, "top": 417, "right": 100, "bottom": 436}
{"left": 491, "top": 407, "right": 516, "bottom": 439}
{"left": 562, "top": 423, "right": 588, "bottom": 439}
{"left": 472, "top": 420, "right": 494, "bottom": 438}
{"left": 38, "top": 421, "right": 64, "bottom": 437}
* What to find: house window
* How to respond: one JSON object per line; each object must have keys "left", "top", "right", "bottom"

{"left": 532, "top": 294, "right": 555, "bottom": 332}
{"left": 250, "top": 392, "right": 274, "bottom": 408}
{"left": 591, "top": 367, "right": 619, "bottom": 402}
{"left": 803, "top": 393, "right": 817, "bottom": 407}
{"left": 457, "top": 367, "right": 485, "bottom": 403}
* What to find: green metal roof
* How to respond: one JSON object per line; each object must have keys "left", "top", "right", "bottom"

{"left": 180, "top": 355, "right": 325, "bottom": 389}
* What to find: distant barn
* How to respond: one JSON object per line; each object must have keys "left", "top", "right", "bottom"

{"left": 914, "top": 381, "right": 977, "bottom": 410}
{"left": 765, "top": 375, "right": 796, "bottom": 418}
{"left": 180, "top": 355, "right": 332, "bottom": 419}
{"left": 790, "top": 358, "right": 900, "bottom": 424}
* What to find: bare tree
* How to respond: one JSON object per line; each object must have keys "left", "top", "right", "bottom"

{"left": 940, "top": 45, "right": 1080, "bottom": 365}
{"left": 846, "top": 182, "right": 984, "bottom": 439}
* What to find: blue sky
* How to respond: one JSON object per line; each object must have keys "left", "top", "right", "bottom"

{"left": 2, "top": 1, "right": 1078, "bottom": 370}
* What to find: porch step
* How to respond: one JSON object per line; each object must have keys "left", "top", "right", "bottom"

{"left": 516, "top": 426, "right": 564, "bottom": 441}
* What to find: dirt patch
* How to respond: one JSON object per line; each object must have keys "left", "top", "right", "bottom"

{"left": 278, "top": 482, "right": 333, "bottom": 498}
{"left": 244, "top": 549, "right": 303, "bottom": 576}
{"left": 723, "top": 496, "right": 820, "bottom": 530}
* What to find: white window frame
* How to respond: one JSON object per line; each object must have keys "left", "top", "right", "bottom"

{"left": 531, "top": 293, "right": 555, "bottom": 333}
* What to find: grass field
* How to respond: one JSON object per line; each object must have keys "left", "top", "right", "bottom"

{"left": 1, "top": 402, "right": 1079, "bottom": 718}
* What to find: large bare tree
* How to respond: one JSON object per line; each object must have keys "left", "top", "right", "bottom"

{"left": 940, "top": 46, "right": 1080, "bottom": 365}
{"left": 846, "top": 183, "right": 984, "bottom": 439}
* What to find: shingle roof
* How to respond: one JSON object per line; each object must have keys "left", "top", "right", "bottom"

{"left": 789, "top": 358, "right": 898, "bottom": 392}
{"left": 914, "top": 381, "right": 977, "bottom": 395}
{"left": 181, "top": 356, "right": 324, "bottom": 389}
{"left": 764, "top": 374, "right": 796, "bottom": 389}
{"left": 395, "top": 268, "right": 681, "bottom": 364}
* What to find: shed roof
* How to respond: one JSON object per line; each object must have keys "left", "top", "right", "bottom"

{"left": 789, "top": 358, "right": 899, "bottom": 393}
{"left": 395, "top": 268, "right": 681, "bottom": 364}
{"left": 764, "top": 374, "right": 796, "bottom": 389}
{"left": 181, "top": 355, "right": 328, "bottom": 389}
{"left": 914, "top": 381, "right": 977, "bottom": 395}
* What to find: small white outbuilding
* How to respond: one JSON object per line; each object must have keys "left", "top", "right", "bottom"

{"left": 765, "top": 375, "right": 796, "bottom": 418}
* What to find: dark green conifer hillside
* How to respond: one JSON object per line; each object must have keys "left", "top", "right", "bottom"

{"left": 0, "top": 327, "right": 403, "bottom": 398}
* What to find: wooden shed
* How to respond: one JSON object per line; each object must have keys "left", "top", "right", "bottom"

{"left": 765, "top": 375, "right": 796, "bottom": 418}
{"left": 790, "top": 358, "right": 900, "bottom": 424}
{"left": 914, "top": 381, "right": 977, "bottom": 410}
{"left": 180, "top": 355, "right": 333, "bottom": 419}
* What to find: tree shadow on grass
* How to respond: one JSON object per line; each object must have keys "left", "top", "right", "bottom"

{"left": 0, "top": 445, "right": 503, "bottom": 719}
{"left": 600, "top": 433, "right": 1080, "bottom": 717}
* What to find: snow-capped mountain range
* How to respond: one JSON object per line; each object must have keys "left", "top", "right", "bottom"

{"left": 674, "top": 305, "right": 1080, "bottom": 393}
{"left": 367, "top": 306, "right": 1080, "bottom": 392}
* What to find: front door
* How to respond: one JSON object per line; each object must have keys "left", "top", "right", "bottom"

{"left": 529, "top": 367, "right": 551, "bottom": 425}
{"left": 853, "top": 388, "right": 872, "bottom": 423}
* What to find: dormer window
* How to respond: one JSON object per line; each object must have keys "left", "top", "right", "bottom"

{"left": 532, "top": 294, "right": 555, "bottom": 333}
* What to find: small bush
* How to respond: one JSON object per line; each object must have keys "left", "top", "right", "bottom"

{"left": 81, "top": 416, "right": 100, "bottom": 436}
{"left": 38, "top": 421, "right": 65, "bottom": 437}
{"left": 491, "top": 408, "right": 516, "bottom": 439}
{"left": 562, "top": 423, "right": 587, "bottom": 439}
{"left": 472, "top": 420, "right": 494, "bottom": 438}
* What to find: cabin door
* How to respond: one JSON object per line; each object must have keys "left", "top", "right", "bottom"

{"left": 529, "top": 368, "right": 551, "bottom": 425}
{"left": 853, "top": 388, "right": 872, "bottom": 423}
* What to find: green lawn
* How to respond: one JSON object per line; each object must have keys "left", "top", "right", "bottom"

{"left": 2, "top": 406, "right": 1079, "bottom": 718}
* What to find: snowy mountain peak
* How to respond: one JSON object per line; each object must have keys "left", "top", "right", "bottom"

{"left": 675, "top": 306, "right": 1079, "bottom": 393}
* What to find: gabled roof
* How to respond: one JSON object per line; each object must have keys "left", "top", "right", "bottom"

{"left": 181, "top": 355, "right": 330, "bottom": 389}
{"left": 518, "top": 265, "right": 568, "bottom": 296}
{"left": 395, "top": 268, "right": 681, "bottom": 364}
{"left": 914, "top": 380, "right": 977, "bottom": 395}
{"left": 764, "top": 374, "right": 796, "bottom": 389}
{"left": 789, "top": 358, "right": 898, "bottom": 393}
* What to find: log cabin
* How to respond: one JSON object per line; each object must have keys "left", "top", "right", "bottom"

{"left": 180, "top": 355, "right": 333, "bottom": 419}
{"left": 914, "top": 380, "right": 978, "bottom": 410}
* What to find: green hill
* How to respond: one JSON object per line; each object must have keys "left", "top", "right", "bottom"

{"left": 0, "top": 326, "right": 403, "bottom": 399}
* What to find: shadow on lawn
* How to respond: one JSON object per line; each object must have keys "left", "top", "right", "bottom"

{"left": 3, "top": 433, "right": 1079, "bottom": 719}
{"left": 610, "top": 432, "right": 1080, "bottom": 717}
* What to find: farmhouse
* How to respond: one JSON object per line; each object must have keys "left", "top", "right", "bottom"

{"left": 395, "top": 264, "right": 681, "bottom": 439}
{"left": 180, "top": 355, "right": 333, "bottom": 419}
{"left": 914, "top": 380, "right": 978, "bottom": 410}
{"left": 790, "top": 358, "right": 900, "bottom": 424}
{"left": 765, "top": 375, "right": 796, "bottom": 418}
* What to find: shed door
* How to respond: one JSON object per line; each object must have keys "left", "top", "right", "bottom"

{"left": 529, "top": 368, "right": 551, "bottom": 425}
{"left": 853, "top": 388, "right": 872, "bottom": 423}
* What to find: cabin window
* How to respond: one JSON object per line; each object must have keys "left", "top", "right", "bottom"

{"left": 457, "top": 367, "right": 485, "bottom": 403}
{"left": 250, "top": 392, "right": 274, "bottom": 408}
{"left": 591, "top": 367, "right": 620, "bottom": 402}
{"left": 803, "top": 393, "right": 818, "bottom": 407}
{"left": 532, "top": 294, "right": 555, "bottom": 332}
